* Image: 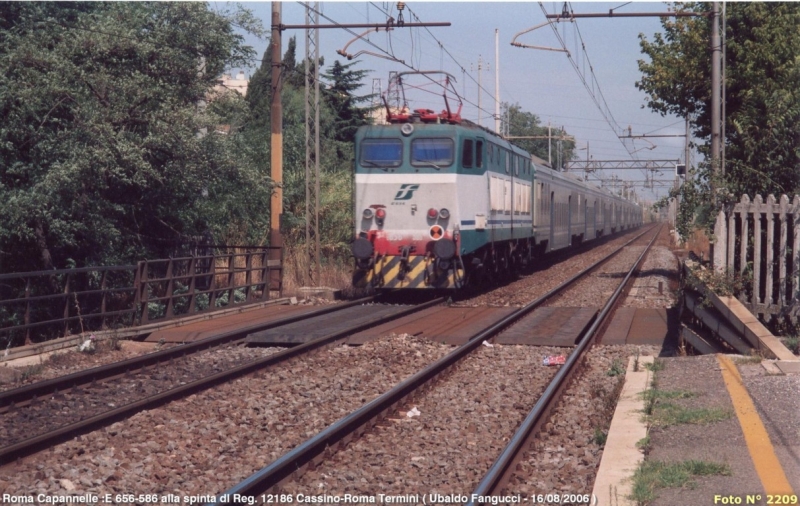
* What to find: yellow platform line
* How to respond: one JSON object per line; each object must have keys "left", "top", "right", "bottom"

{"left": 717, "top": 354, "right": 795, "bottom": 496}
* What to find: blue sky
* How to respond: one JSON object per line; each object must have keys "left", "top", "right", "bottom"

{"left": 221, "top": 2, "right": 692, "bottom": 202}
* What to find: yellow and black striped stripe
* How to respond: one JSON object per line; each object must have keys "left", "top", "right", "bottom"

{"left": 353, "top": 255, "right": 465, "bottom": 289}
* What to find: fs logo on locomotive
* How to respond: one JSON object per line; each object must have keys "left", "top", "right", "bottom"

{"left": 394, "top": 184, "right": 420, "bottom": 201}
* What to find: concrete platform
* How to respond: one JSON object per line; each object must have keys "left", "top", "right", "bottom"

{"left": 775, "top": 360, "right": 800, "bottom": 374}
{"left": 592, "top": 355, "right": 653, "bottom": 506}
{"left": 603, "top": 355, "right": 799, "bottom": 506}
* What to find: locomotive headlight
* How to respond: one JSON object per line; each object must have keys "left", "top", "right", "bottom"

{"left": 362, "top": 208, "right": 374, "bottom": 220}
{"left": 438, "top": 208, "right": 450, "bottom": 220}
{"left": 427, "top": 208, "right": 438, "bottom": 220}
{"left": 375, "top": 208, "right": 386, "bottom": 225}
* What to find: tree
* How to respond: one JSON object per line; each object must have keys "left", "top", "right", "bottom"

{"left": 322, "top": 60, "right": 373, "bottom": 144}
{"left": 0, "top": 3, "right": 268, "bottom": 273}
{"left": 637, "top": 2, "right": 800, "bottom": 198}
{"left": 502, "top": 102, "right": 575, "bottom": 169}
{"left": 242, "top": 48, "right": 369, "bottom": 285}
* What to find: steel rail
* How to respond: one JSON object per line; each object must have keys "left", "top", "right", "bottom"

{"left": 0, "top": 297, "right": 375, "bottom": 410}
{"left": 207, "top": 225, "right": 657, "bottom": 505}
{"left": 467, "top": 224, "right": 663, "bottom": 503}
{"left": 0, "top": 298, "right": 447, "bottom": 464}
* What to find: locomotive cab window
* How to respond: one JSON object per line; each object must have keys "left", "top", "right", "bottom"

{"left": 476, "top": 140, "right": 484, "bottom": 168}
{"left": 360, "top": 139, "right": 402, "bottom": 168}
{"left": 462, "top": 139, "right": 474, "bottom": 168}
{"left": 411, "top": 138, "right": 454, "bottom": 168}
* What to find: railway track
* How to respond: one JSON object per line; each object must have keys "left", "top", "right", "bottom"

{"left": 0, "top": 297, "right": 444, "bottom": 464}
{"left": 468, "top": 225, "right": 662, "bottom": 503}
{"left": 205, "top": 224, "right": 661, "bottom": 504}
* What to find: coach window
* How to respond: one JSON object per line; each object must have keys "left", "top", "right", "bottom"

{"left": 476, "top": 140, "right": 484, "bottom": 168}
{"left": 462, "top": 139, "right": 474, "bottom": 168}
{"left": 515, "top": 156, "right": 520, "bottom": 176}
{"left": 505, "top": 151, "right": 510, "bottom": 173}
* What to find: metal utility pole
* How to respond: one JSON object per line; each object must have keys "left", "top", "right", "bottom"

{"left": 542, "top": 8, "right": 714, "bottom": 165}
{"left": 585, "top": 141, "right": 590, "bottom": 179}
{"left": 269, "top": 2, "right": 283, "bottom": 289}
{"left": 268, "top": 3, "right": 450, "bottom": 287}
{"left": 711, "top": 1, "right": 722, "bottom": 192}
{"left": 495, "top": 29, "right": 500, "bottom": 134}
{"left": 388, "top": 71, "right": 400, "bottom": 111}
{"left": 371, "top": 78, "right": 382, "bottom": 119}
{"left": 685, "top": 116, "right": 691, "bottom": 181}
{"left": 305, "top": 3, "right": 320, "bottom": 286}
{"left": 477, "top": 55, "right": 483, "bottom": 127}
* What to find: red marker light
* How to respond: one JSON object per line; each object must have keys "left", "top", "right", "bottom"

{"left": 375, "top": 208, "right": 386, "bottom": 219}
{"left": 427, "top": 208, "right": 438, "bottom": 219}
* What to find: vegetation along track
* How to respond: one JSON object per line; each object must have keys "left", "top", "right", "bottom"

{"left": 205, "top": 225, "right": 661, "bottom": 504}
{"left": 0, "top": 296, "right": 444, "bottom": 464}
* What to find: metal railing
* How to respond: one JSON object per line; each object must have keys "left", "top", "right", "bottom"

{"left": 0, "top": 266, "right": 138, "bottom": 346}
{"left": 0, "top": 248, "right": 282, "bottom": 347}
{"left": 136, "top": 248, "right": 282, "bottom": 324}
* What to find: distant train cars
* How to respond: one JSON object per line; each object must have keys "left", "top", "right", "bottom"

{"left": 350, "top": 111, "right": 641, "bottom": 290}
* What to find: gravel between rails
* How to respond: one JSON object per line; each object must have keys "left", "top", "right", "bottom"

{"left": 546, "top": 246, "right": 647, "bottom": 308}
{"left": 0, "top": 342, "right": 175, "bottom": 392}
{"left": 279, "top": 344, "right": 566, "bottom": 498}
{"left": 621, "top": 227, "right": 679, "bottom": 309}
{"left": 0, "top": 334, "right": 451, "bottom": 500}
{"left": 454, "top": 229, "right": 646, "bottom": 307}
{"left": 0, "top": 344, "right": 285, "bottom": 448}
{"left": 510, "top": 345, "right": 661, "bottom": 499}
{"left": 0, "top": 298, "right": 338, "bottom": 391}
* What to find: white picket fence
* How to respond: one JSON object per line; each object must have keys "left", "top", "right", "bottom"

{"left": 713, "top": 194, "right": 800, "bottom": 320}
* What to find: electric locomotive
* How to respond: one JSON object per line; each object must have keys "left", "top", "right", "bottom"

{"left": 351, "top": 75, "right": 641, "bottom": 290}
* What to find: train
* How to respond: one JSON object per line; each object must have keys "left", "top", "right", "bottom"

{"left": 350, "top": 96, "right": 641, "bottom": 290}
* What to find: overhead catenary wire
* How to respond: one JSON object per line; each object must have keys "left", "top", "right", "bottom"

{"left": 536, "top": 1, "right": 664, "bottom": 182}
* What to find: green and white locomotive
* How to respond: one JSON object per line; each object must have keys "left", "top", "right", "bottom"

{"left": 351, "top": 73, "right": 641, "bottom": 290}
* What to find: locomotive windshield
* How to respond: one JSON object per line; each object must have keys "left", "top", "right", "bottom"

{"left": 360, "top": 139, "right": 402, "bottom": 167}
{"left": 411, "top": 138, "right": 454, "bottom": 168}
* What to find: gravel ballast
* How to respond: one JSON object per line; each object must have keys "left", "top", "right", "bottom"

{"left": 0, "top": 334, "right": 450, "bottom": 500}
{"left": 279, "top": 344, "right": 565, "bottom": 497}
{"left": 454, "top": 228, "right": 647, "bottom": 307}
{"left": 0, "top": 344, "right": 285, "bottom": 448}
